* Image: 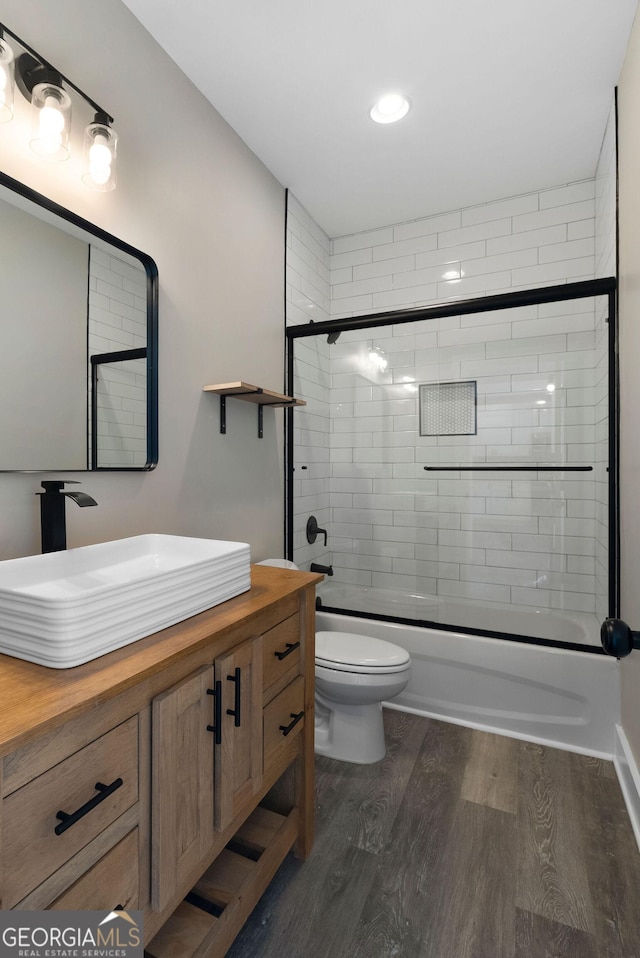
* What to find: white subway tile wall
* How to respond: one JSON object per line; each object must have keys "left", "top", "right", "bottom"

{"left": 286, "top": 160, "right": 616, "bottom": 631}
{"left": 88, "top": 248, "right": 147, "bottom": 467}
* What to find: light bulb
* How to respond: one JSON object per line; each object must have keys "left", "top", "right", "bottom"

{"left": 83, "top": 117, "right": 118, "bottom": 191}
{"left": 0, "top": 39, "right": 14, "bottom": 123}
{"left": 89, "top": 135, "right": 112, "bottom": 184}
{"left": 30, "top": 83, "right": 71, "bottom": 159}
{"left": 38, "top": 98, "right": 65, "bottom": 154}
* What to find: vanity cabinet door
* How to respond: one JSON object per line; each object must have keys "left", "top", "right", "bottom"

{"left": 215, "top": 637, "right": 263, "bottom": 831}
{"left": 151, "top": 666, "right": 215, "bottom": 912}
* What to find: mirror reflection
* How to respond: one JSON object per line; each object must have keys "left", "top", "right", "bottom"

{"left": 0, "top": 173, "right": 158, "bottom": 471}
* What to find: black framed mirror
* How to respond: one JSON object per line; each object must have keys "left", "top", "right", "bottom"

{"left": 0, "top": 170, "right": 158, "bottom": 471}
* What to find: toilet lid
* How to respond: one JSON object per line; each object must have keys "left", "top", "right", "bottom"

{"left": 316, "top": 631, "right": 410, "bottom": 673}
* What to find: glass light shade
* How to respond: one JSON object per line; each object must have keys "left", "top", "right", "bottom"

{"left": 0, "top": 38, "right": 15, "bottom": 123}
{"left": 30, "top": 82, "right": 71, "bottom": 160}
{"left": 82, "top": 119, "right": 118, "bottom": 192}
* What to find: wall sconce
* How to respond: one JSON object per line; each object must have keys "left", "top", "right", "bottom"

{"left": 0, "top": 23, "right": 118, "bottom": 191}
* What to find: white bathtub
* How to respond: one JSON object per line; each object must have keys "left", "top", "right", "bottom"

{"left": 317, "top": 581, "right": 601, "bottom": 647}
{"left": 315, "top": 609, "right": 620, "bottom": 757}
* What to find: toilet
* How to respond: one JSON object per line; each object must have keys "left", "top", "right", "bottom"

{"left": 257, "top": 559, "right": 411, "bottom": 764}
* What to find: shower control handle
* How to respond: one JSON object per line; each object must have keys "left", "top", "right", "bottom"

{"left": 306, "top": 516, "right": 327, "bottom": 547}
{"left": 600, "top": 618, "right": 640, "bottom": 657}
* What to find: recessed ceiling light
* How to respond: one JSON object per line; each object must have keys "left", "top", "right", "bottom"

{"left": 370, "top": 94, "right": 410, "bottom": 124}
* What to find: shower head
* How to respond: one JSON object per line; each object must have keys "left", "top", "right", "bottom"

{"left": 327, "top": 331, "right": 341, "bottom": 344}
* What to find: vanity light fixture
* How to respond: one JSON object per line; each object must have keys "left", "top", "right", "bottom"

{"left": 370, "top": 93, "right": 410, "bottom": 124}
{"left": 0, "top": 23, "right": 118, "bottom": 190}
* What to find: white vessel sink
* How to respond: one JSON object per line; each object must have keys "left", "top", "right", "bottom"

{"left": 0, "top": 534, "right": 251, "bottom": 669}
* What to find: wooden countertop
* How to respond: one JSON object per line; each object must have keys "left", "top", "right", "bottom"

{"left": 0, "top": 565, "right": 321, "bottom": 757}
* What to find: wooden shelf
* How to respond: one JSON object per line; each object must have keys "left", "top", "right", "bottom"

{"left": 203, "top": 382, "right": 305, "bottom": 437}
{"left": 146, "top": 805, "right": 299, "bottom": 958}
{"left": 203, "top": 382, "right": 305, "bottom": 408}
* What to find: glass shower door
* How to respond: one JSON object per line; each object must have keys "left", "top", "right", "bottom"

{"left": 290, "top": 284, "right": 613, "bottom": 650}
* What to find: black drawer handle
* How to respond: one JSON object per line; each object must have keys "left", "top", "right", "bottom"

{"left": 274, "top": 641, "right": 300, "bottom": 661}
{"left": 207, "top": 681, "right": 222, "bottom": 744}
{"left": 227, "top": 667, "right": 241, "bottom": 727}
{"left": 279, "top": 711, "right": 304, "bottom": 736}
{"left": 54, "top": 778, "right": 123, "bottom": 836}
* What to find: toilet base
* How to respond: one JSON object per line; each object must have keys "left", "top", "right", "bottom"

{"left": 314, "top": 695, "right": 386, "bottom": 764}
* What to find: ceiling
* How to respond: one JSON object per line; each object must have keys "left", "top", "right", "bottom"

{"left": 121, "top": 0, "right": 638, "bottom": 238}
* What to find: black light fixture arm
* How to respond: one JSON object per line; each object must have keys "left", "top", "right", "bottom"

{"left": 1, "top": 22, "right": 114, "bottom": 123}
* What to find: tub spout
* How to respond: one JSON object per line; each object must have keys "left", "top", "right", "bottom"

{"left": 310, "top": 563, "right": 333, "bottom": 576}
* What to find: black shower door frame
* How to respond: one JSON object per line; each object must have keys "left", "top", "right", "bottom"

{"left": 285, "top": 278, "right": 618, "bottom": 650}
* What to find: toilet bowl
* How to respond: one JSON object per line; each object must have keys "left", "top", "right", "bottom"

{"left": 315, "top": 631, "right": 411, "bottom": 764}
{"left": 257, "top": 560, "right": 411, "bottom": 764}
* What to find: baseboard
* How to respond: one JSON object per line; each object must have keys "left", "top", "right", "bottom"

{"left": 614, "top": 724, "right": 640, "bottom": 853}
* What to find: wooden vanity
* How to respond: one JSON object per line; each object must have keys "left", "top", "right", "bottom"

{"left": 0, "top": 564, "right": 320, "bottom": 958}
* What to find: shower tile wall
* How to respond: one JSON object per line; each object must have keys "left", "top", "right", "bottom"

{"left": 328, "top": 305, "right": 603, "bottom": 613}
{"left": 287, "top": 164, "right": 616, "bottom": 618}
{"left": 330, "top": 182, "right": 596, "bottom": 318}
{"left": 326, "top": 180, "right": 604, "bottom": 614}
{"left": 286, "top": 195, "right": 332, "bottom": 568}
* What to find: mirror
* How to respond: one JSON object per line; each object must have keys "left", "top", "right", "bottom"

{"left": 0, "top": 171, "right": 158, "bottom": 471}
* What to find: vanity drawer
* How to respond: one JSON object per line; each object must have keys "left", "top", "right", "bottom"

{"left": 2, "top": 716, "right": 138, "bottom": 907}
{"left": 263, "top": 676, "right": 305, "bottom": 775}
{"left": 49, "top": 829, "right": 139, "bottom": 911}
{"left": 262, "top": 613, "right": 301, "bottom": 703}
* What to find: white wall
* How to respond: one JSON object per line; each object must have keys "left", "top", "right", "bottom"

{"left": 618, "top": 6, "right": 640, "bottom": 768}
{"left": 0, "top": 0, "right": 286, "bottom": 561}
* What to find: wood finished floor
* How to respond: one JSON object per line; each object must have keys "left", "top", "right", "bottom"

{"left": 226, "top": 709, "right": 640, "bottom": 958}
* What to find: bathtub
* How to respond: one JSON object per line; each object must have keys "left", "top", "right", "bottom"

{"left": 317, "top": 581, "right": 601, "bottom": 648}
{"left": 315, "top": 608, "right": 620, "bottom": 758}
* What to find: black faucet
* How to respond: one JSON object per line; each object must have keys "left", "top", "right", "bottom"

{"left": 37, "top": 480, "right": 98, "bottom": 553}
{"left": 310, "top": 563, "right": 333, "bottom": 576}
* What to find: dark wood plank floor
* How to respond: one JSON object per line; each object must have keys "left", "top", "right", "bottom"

{"left": 226, "top": 710, "right": 640, "bottom": 958}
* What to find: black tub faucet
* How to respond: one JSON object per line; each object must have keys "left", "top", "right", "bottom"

{"left": 37, "top": 480, "right": 98, "bottom": 553}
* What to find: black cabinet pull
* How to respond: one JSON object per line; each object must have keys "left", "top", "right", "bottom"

{"left": 207, "top": 681, "right": 222, "bottom": 744}
{"left": 54, "top": 778, "right": 123, "bottom": 836}
{"left": 226, "top": 667, "right": 241, "bottom": 727}
{"left": 274, "top": 641, "right": 300, "bottom": 661}
{"left": 279, "top": 711, "right": 304, "bottom": 736}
